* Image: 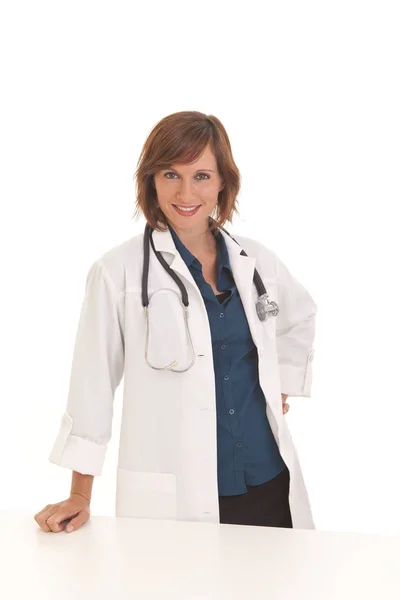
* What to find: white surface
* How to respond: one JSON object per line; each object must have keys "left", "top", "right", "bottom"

{"left": 3, "top": 511, "right": 400, "bottom": 599}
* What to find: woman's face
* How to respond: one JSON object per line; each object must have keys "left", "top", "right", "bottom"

{"left": 153, "top": 143, "right": 225, "bottom": 233}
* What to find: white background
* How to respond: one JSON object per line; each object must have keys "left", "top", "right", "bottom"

{"left": 1, "top": 1, "right": 399, "bottom": 536}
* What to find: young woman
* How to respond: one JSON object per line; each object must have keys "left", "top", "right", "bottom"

{"left": 35, "top": 110, "right": 317, "bottom": 534}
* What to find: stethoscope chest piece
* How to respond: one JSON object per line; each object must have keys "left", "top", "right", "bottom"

{"left": 256, "top": 294, "right": 279, "bottom": 322}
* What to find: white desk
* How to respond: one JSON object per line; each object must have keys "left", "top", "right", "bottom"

{"left": 2, "top": 511, "right": 400, "bottom": 599}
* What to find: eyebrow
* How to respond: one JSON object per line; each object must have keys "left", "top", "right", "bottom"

{"left": 165, "top": 167, "right": 215, "bottom": 173}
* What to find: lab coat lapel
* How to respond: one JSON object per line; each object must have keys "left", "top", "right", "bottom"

{"left": 151, "top": 227, "right": 204, "bottom": 303}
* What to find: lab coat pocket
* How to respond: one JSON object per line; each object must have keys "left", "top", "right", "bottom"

{"left": 116, "top": 469, "right": 177, "bottom": 520}
{"left": 146, "top": 288, "right": 193, "bottom": 371}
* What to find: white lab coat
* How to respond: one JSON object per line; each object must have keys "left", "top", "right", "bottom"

{"left": 49, "top": 226, "right": 317, "bottom": 529}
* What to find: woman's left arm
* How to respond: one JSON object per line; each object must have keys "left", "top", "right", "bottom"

{"left": 274, "top": 252, "right": 317, "bottom": 399}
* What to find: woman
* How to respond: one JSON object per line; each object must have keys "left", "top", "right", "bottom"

{"left": 34, "top": 111, "right": 317, "bottom": 534}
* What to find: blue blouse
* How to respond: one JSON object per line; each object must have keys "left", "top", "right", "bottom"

{"left": 168, "top": 224, "right": 286, "bottom": 496}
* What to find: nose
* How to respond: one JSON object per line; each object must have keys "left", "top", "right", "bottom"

{"left": 176, "top": 178, "right": 197, "bottom": 203}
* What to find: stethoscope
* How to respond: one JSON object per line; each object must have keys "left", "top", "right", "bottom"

{"left": 141, "top": 220, "right": 279, "bottom": 372}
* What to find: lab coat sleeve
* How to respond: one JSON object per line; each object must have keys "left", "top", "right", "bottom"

{"left": 274, "top": 253, "right": 317, "bottom": 397}
{"left": 48, "top": 260, "right": 125, "bottom": 476}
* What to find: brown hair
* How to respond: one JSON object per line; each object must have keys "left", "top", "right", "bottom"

{"left": 132, "top": 111, "right": 241, "bottom": 232}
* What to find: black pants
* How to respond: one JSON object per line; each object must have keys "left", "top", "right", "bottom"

{"left": 218, "top": 465, "right": 293, "bottom": 528}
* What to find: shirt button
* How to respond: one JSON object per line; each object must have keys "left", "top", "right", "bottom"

{"left": 221, "top": 344, "right": 227, "bottom": 350}
{"left": 223, "top": 375, "right": 229, "bottom": 381}
{"left": 236, "top": 442, "right": 243, "bottom": 448}
{"left": 229, "top": 409, "right": 235, "bottom": 415}
{"left": 219, "top": 312, "right": 225, "bottom": 318}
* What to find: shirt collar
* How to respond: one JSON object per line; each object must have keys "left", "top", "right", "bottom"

{"left": 168, "top": 223, "right": 231, "bottom": 273}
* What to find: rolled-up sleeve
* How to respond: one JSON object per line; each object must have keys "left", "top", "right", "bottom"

{"left": 274, "top": 253, "right": 317, "bottom": 397}
{"left": 48, "top": 260, "right": 125, "bottom": 475}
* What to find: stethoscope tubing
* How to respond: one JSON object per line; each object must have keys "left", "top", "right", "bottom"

{"left": 141, "top": 221, "right": 268, "bottom": 309}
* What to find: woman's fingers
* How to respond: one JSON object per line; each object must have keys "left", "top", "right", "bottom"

{"left": 283, "top": 402, "right": 290, "bottom": 414}
{"left": 34, "top": 504, "right": 61, "bottom": 532}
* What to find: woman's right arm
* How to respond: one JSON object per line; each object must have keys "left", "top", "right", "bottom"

{"left": 48, "top": 259, "right": 125, "bottom": 477}
{"left": 34, "top": 259, "right": 124, "bottom": 533}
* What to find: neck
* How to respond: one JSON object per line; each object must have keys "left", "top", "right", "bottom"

{"left": 169, "top": 221, "right": 216, "bottom": 255}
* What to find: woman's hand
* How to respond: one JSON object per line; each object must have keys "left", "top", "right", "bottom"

{"left": 281, "top": 393, "right": 290, "bottom": 415}
{"left": 34, "top": 493, "right": 91, "bottom": 533}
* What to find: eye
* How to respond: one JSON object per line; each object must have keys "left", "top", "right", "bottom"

{"left": 164, "top": 172, "right": 210, "bottom": 180}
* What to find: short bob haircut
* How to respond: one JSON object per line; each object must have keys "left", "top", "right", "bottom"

{"left": 133, "top": 111, "right": 241, "bottom": 232}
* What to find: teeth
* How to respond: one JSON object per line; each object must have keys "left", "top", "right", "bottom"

{"left": 175, "top": 205, "right": 199, "bottom": 212}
